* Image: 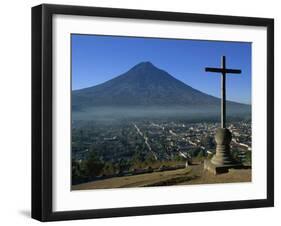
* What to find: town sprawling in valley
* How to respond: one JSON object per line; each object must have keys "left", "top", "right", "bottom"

{"left": 71, "top": 119, "right": 251, "bottom": 188}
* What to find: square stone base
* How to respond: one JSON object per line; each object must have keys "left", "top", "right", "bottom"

{"left": 204, "top": 160, "right": 242, "bottom": 175}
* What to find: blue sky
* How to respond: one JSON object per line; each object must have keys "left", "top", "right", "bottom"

{"left": 72, "top": 34, "right": 251, "bottom": 104}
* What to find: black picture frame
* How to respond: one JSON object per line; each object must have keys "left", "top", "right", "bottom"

{"left": 32, "top": 4, "right": 274, "bottom": 222}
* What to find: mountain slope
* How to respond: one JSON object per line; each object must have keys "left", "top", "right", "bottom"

{"left": 72, "top": 62, "right": 228, "bottom": 109}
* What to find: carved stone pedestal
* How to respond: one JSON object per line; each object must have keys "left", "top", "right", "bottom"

{"left": 204, "top": 128, "right": 241, "bottom": 175}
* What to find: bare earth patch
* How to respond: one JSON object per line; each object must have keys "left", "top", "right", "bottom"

{"left": 72, "top": 164, "right": 251, "bottom": 190}
{"left": 179, "top": 164, "right": 251, "bottom": 185}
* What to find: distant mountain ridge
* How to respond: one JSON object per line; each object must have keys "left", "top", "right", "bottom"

{"left": 72, "top": 62, "right": 248, "bottom": 112}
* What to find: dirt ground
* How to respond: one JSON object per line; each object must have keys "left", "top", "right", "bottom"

{"left": 72, "top": 164, "right": 251, "bottom": 190}
{"left": 179, "top": 164, "right": 251, "bottom": 185}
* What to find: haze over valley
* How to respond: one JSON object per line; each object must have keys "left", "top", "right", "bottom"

{"left": 72, "top": 62, "right": 251, "bottom": 122}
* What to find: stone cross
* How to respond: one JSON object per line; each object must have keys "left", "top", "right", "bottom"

{"left": 203, "top": 56, "right": 242, "bottom": 174}
{"left": 205, "top": 56, "right": 241, "bottom": 128}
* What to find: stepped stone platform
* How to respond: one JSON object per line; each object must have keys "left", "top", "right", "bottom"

{"left": 204, "top": 128, "right": 243, "bottom": 175}
{"left": 204, "top": 159, "right": 243, "bottom": 175}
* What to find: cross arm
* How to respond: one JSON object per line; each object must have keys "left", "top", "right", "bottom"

{"left": 205, "top": 67, "right": 241, "bottom": 74}
{"left": 224, "top": 69, "right": 241, "bottom": 74}
{"left": 205, "top": 67, "right": 223, "bottom": 73}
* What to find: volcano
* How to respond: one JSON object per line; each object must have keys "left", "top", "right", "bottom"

{"left": 72, "top": 62, "right": 250, "bottom": 120}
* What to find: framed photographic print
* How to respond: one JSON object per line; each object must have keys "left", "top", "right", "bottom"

{"left": 32, "top": 4, "right": 274, "bottom": 221}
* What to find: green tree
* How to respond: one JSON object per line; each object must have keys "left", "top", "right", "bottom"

{"left": 118, "top": 159, "right": 130, "bottom": 172}
{"left": 131, "top": 151, "right": 145, "bottom": 169}
{"left": 145, "top": 153, "right": 157, "bottom": 166}
{"left": 85, "top": 151, "right": 104, "bottom": 178}
{"left": 103, "top": 162, "right": 115, "bottom": 176}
